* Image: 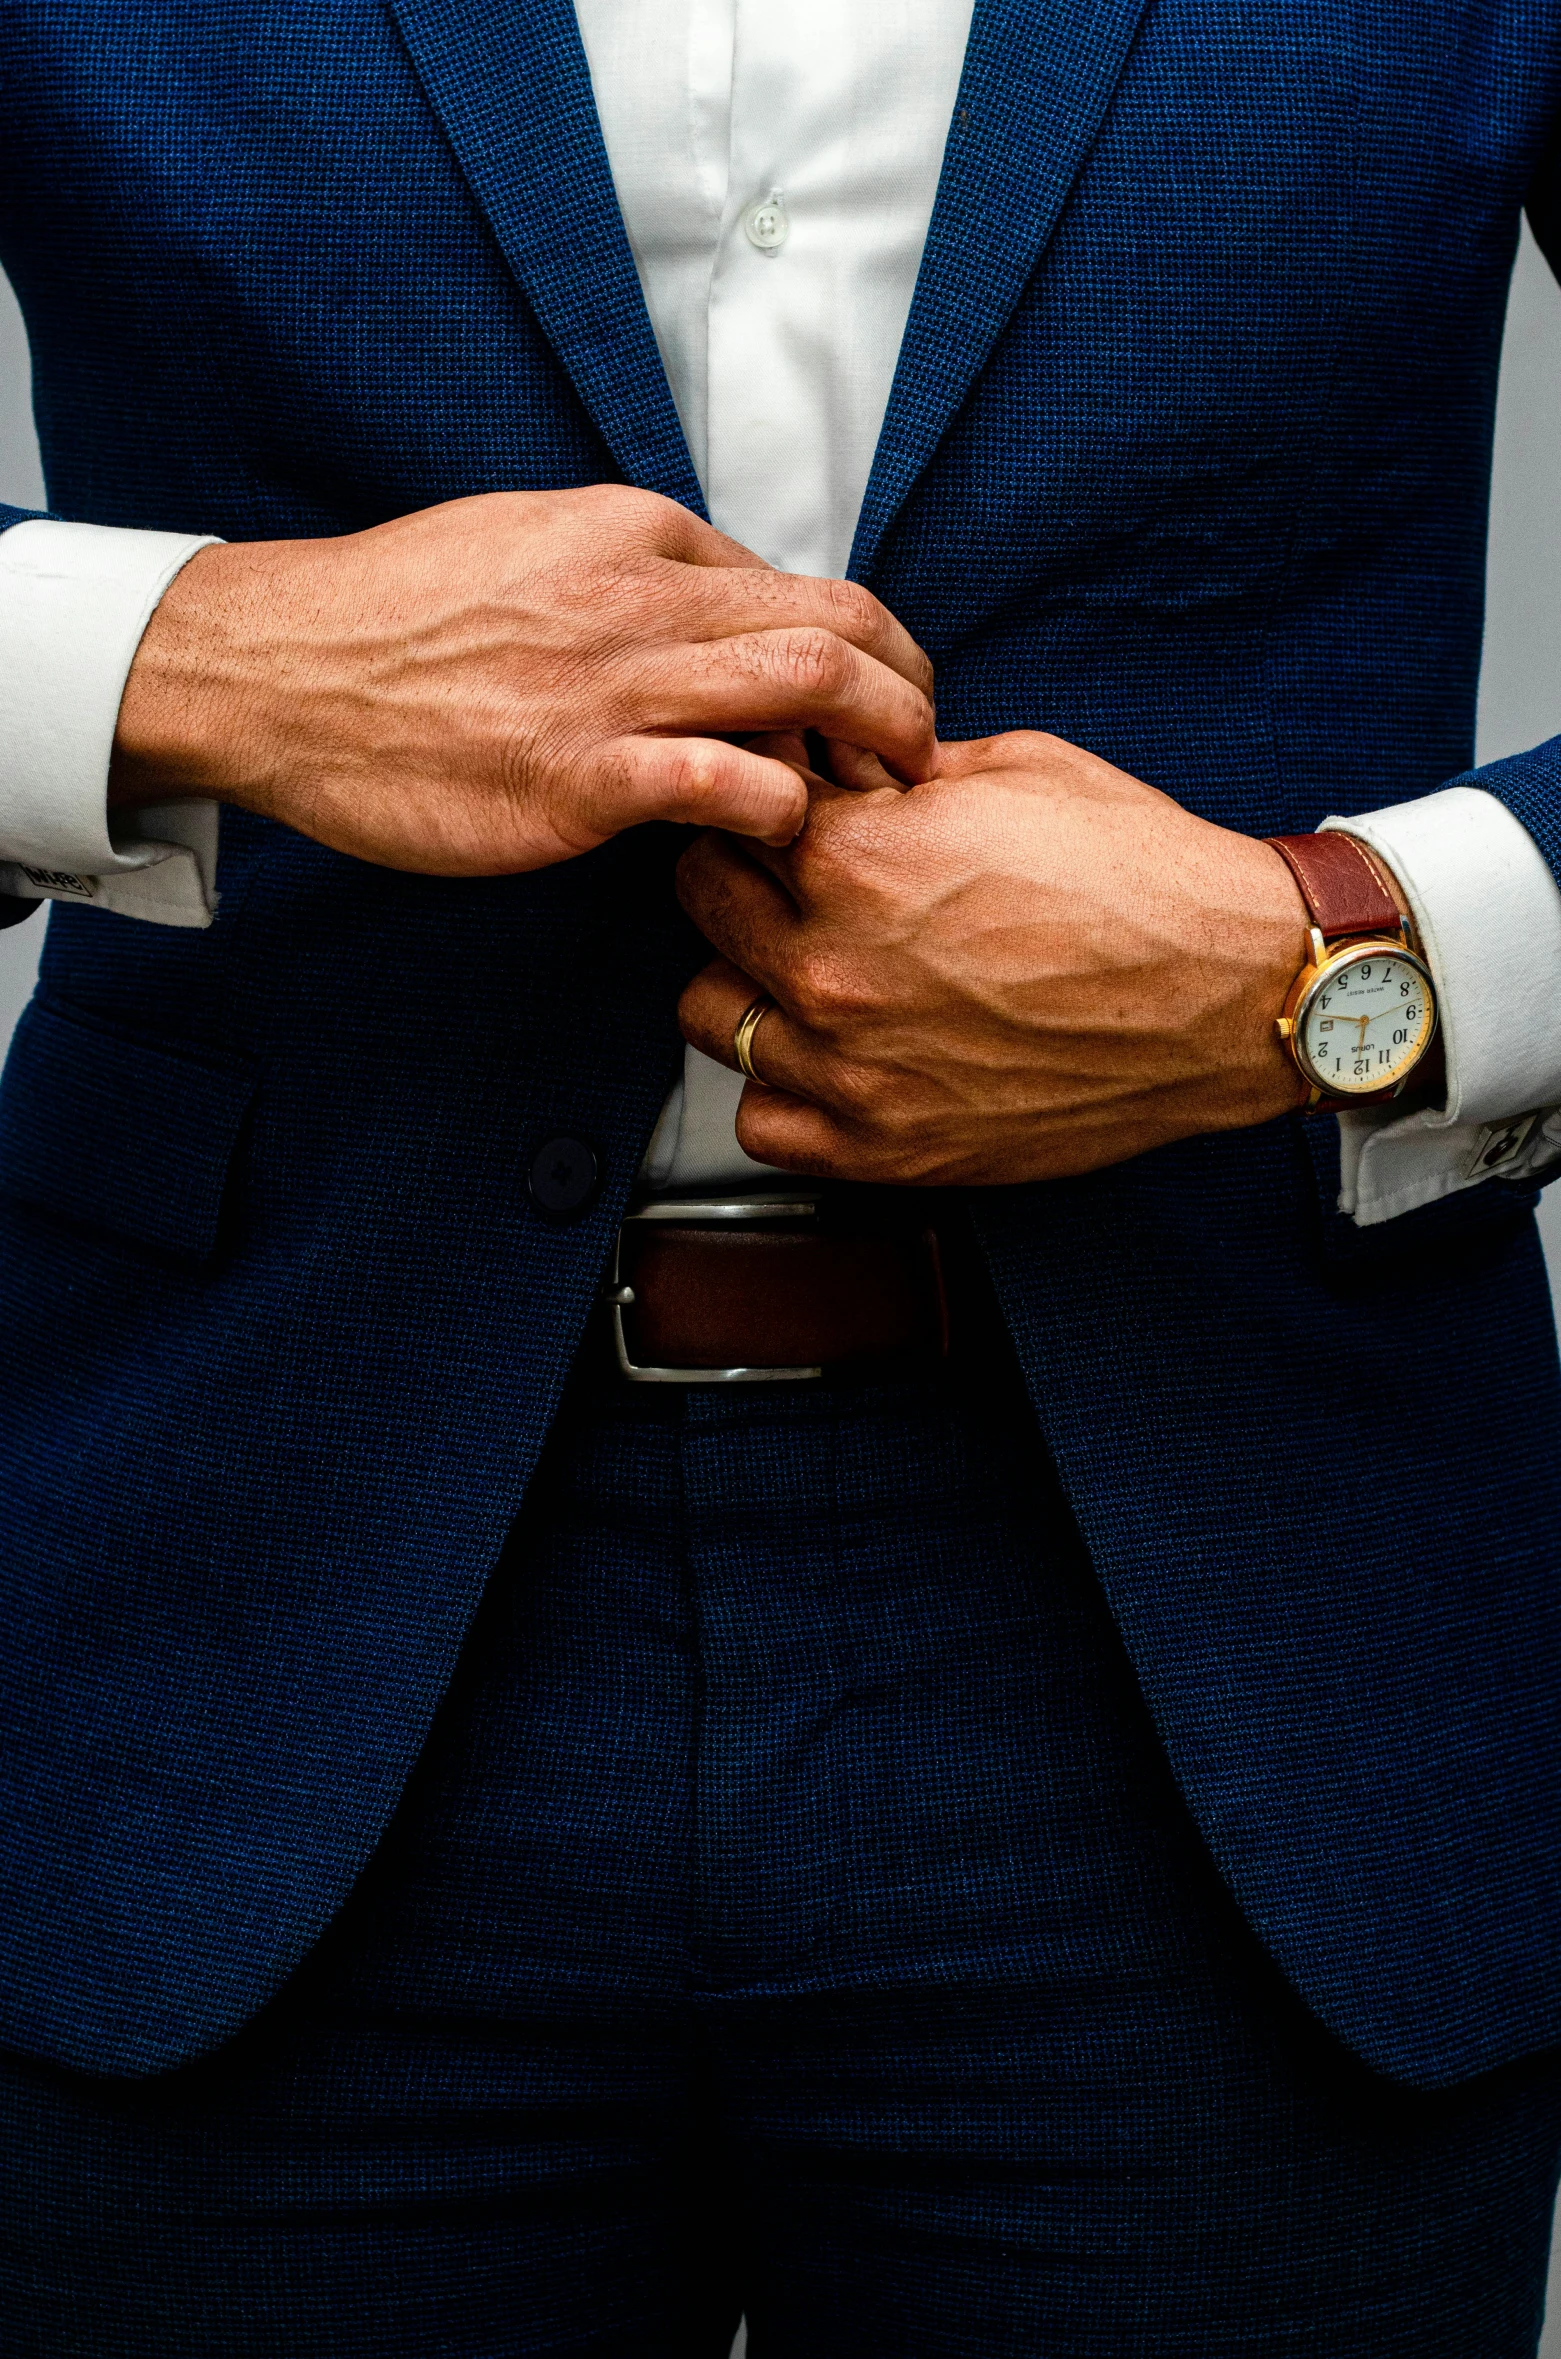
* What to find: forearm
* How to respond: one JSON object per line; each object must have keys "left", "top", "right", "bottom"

{"left": 0, "top": 487, "right": 936, "bottom": 947}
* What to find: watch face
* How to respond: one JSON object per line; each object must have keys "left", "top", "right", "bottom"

{"left": 1295, "top": 945, "right": 1435, "bottom": 1096}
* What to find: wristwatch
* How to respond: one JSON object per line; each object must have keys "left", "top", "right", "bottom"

{"left": 1266, "top": 832, "right": 1439, "bottom": 1110}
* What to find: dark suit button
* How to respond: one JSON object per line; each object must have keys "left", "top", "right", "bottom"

{"left": 528, "top": 1133, "right": 600, "bottom": 1219}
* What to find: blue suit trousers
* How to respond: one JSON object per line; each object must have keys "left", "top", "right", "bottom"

{"left": 4, "top": 1333, "right": 1559, "bottom": 2356}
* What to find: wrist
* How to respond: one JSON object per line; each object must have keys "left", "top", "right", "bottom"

{"left": 1267, "top": 830, "right": 1440, "bottom": 1112}
{"left": 109, "top": 539, "right": 299, "bottom": 817}
{"left": 1214, "top": 832, "right": 1311, "bottom": 1125}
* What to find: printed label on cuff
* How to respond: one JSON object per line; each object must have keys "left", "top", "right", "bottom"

{"left": 14, "top": 866, "right": 100, "bottom": 901}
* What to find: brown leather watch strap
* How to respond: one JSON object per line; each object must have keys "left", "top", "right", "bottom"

{"left": 1267, "top": 831, "right": 1401, "bottom": 940}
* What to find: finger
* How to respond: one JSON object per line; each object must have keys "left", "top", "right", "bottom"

{"left": 586, "top": 737, "right": 808, "bottom": 847}
{"left": 678, "top": 955, "right": 888, "bottom": 1181}
{"left": 640, "top": 627, "right": 935, "bottom": 782}
{"left": 820, "top": 738, "right": 913, "bottom": 793}
{"left": 677, "top": 957, "right": 828, "bottom": 1091}
{"left": 663, "top": 566, "right": 935, "bottom": 701}
{"left": 740, "top": 729, "right": 816, "bottom": 776}
{"left": 734, "top": 1090, "right": 867, "bottom": 1180}
{"left": 679, "top": 958, "right": 773, "bottom": 1072}
{"left": 676, "top": 833, "right": 806, "bottom": 984}
{"left": 727, "top": 775, "right": 870, "bottom": 901}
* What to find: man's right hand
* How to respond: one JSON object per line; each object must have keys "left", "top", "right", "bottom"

{"left": 108, "top": 486, "right": 936, "bottom": 874}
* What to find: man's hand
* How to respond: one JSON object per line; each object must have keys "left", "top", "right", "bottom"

{"left": 109, "top": 487, "right": 935, "bottom": 874}
{"left": 676, "top": 731, "right": 1309, "bottom": 1186}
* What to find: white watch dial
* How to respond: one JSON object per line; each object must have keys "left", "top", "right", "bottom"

{"left": 1296, "top": 947, "right": 1435, "bottom": 1096}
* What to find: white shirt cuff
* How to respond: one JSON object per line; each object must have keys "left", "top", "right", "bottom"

{"left": 0, "top": 518, "right": 222, "bottom": 928}
{"left": 1321, "top": 786, "right": 1561, "bottom": 1224}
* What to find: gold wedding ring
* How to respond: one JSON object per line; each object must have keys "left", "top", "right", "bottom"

{"left": 732, "top": 996, "right": 774, "bottom": 1082}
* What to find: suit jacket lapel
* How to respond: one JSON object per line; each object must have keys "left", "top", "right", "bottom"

{"left": 850, "top": 0, "right": 1155, "bottom": 582}
{"left": 388, "top": 0, "right": 1151, "bottom": 558}
{"left": 388, "top": 0, "right": 706, "bottom": 511}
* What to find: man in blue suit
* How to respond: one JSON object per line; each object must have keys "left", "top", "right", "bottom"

{"left": 2, "top": 0, "right": 1561, "bottom": 2347}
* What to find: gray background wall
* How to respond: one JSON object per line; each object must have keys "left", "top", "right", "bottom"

{"left": 0, "top": 229, "right": 1559, "bottom": 2350}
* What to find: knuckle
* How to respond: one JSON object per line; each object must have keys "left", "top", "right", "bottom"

{"left": 569, "top": 482, "right": 637, "bottom": 548}
{"left": 822, "top": 577, "right": 879, "bottom": 640}
{"left": 657, "top": 743, "right": 725, "bottom": 819}
{"left": 795, "top": 939, "right": 883, "bottom": 1026}
{"left": 1012, "top": 729, "right": 1063, "bottom": 763}
{"left": 590, "top": 481, "right": 653, "bottom": 529}
{"left": 788, "top": 948, "right": 860, "bottom": 1026}
{"left": 786, "top": 952, "right": 833, "bottom": 1023}
{"left": 578, "top": 484, "right": 683, "bottom": 573}
{"left": 781, "top": 626, "right": 852, "bottom": 697}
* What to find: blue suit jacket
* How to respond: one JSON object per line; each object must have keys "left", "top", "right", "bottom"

{"left": 1, "top": 0, "right": 1560, "bottom": 2087}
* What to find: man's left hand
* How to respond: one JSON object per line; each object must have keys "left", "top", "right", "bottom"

{"left": 676, "top": 731, "right": 1311, "bottom": 1186}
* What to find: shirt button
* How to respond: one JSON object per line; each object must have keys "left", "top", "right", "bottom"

{"left": 527, "top": 1133, "right": 600, "bottom": 1221}
{"left": 743, "top": 190, "right": 789, "bottom": 254}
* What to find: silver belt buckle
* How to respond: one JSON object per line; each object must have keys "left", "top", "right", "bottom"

{"left": 605, "top": 1195, "right": 825, "bottom": 1385}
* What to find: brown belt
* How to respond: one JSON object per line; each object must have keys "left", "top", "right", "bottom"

{"left": 603, "top": 1196, "right": 949, "bottom": 1383}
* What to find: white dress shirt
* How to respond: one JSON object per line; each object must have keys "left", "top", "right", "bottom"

{"left": 1, "top": 0, "right": 1559, "bottom": 1221}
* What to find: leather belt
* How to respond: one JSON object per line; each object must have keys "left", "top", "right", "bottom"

{"left": 603, "top": 1196, "right": 949, "bottom": 1383}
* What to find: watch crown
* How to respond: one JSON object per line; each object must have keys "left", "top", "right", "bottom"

{"left": 1275, "top": 1016, "right": 1293, "bottom": 1040}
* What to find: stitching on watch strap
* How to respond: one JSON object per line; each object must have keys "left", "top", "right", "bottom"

{"left": 1267, "top": 831, "right": 1401, "bottom": 939}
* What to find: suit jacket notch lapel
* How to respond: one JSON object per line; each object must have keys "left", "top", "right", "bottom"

{"left": 388, "top": 0, "right": 706, "bottom": 512}
{"left": 850, "top": 0, "right": 1156, "bottom": 583}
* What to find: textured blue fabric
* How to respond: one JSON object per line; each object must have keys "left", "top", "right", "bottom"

{"left": 0, "top": 1, "right": 1558, "bottom": 2087}
{"left": 848, "top": 0, "right": 1156, "bottom": 578}
{"left": 385, "top": 0, "right": 705, "bottom": 516}
{"left": 3, "top": 1359, "right": 1559, "bottom": 2356}
{"left": 0, "top": 998, "right": 256, "bottom": 1260}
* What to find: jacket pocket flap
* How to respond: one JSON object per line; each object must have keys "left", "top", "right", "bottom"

{"left": 0, "top": 997, "right": 258, "bottom": 1261}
